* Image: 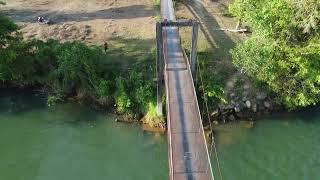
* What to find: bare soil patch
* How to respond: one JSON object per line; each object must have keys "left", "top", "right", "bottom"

{"left": 2, "top": 0, "right": 156, "bottom": 45}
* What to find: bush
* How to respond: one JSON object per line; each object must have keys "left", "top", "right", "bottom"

{"left": 230, "top": 0, "right": 320, "bottom": 108}
{"left": 114, "top": 60, "right": 156, "bottom": 114}
{"left": 0, "top": 14, "right": 157, "bottom": 118}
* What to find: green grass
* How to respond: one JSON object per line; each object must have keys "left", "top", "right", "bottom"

{"left": 144, "top": 102, "right": 165, "bottom": 128}
{"left": 153, "top": 0, "right": 161, "bottom": 22}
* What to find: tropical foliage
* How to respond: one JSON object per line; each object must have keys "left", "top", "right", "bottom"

{"left": 0, "top": 14, "right": 156, "bottom": 115}
{"left": 230, "top": 0, "right": 320, "bottom": 108}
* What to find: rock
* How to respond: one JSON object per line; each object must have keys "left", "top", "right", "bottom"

{"left": 242, "top": 96, "right": 247, "bottom": 102}
{"left": 234, "top": 104, "right": 241, "bottom": 113}
{"left": 256, "top": 92, "right": 267, "bottom": 100}
{"left": 222, "top": 116, "right": 226, "bottom": 123}
{"left": 211, "top": 109, "right": 219, "bottom": 117}
{"left": 243, "top": 90, "right": 249, "bottom": 97}
{"left": 245, "top": 100, "right": 251, "bottom": 108}
{"left": 252, "top": 104, "right": 258, "bottom": 113}
{"left": 264, "top": 101, "right": 271, "bottom": 109}
{"left": 243, "top": 84, "right": 250, "bottom": 90}
{"left": 228, "top": 114, "right": 236, "bottom": 121}
{"left": 226, "top": 80, "right": 235, "bottom": 89}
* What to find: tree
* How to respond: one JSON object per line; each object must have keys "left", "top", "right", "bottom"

{"left": 0, "top": 12, "right": 22, "bottom": 81}
{"left": 230, "top": 0, "right": 320, "bottom": 108}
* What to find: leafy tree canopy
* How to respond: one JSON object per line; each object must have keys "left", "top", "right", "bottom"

{"left": 230, "top": 0, "right": 320, "bottom": 108}
{"left": 0, "top": 13, "right": 156, "bottom": 114}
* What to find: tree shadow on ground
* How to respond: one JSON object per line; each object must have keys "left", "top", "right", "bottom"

{"left": 92, "top": 36, "right": 157, "bottom": 82}
{"left": 182, "top": 0, "right": 235, "bottom": 56}
{"left": 181, "top": 0, "right": 237, "bottom": 80}
{"left": 2, "top": 5, "right": 154, "bottom": 24}
{"left": 106, "top": 37, "right": 155, "bottom": 68}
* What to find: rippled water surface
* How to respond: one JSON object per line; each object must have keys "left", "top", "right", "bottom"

{"left": 1, "top": 90, "right": 320, "bottom": 180}
{"left": 0, "top": 91, "right": 168, "bottom": 180}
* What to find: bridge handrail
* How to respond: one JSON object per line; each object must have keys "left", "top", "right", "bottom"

{"left": 182, "top": 46, "right": 215, "bottom": 179}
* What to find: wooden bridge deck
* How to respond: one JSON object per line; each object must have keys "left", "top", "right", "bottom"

{"left": 161, "top": 0, "right": 214, "bottom": 180}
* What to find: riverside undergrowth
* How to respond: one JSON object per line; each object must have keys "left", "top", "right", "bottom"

{"left": 0, "top": 13, "right": 164, "bottom": 126}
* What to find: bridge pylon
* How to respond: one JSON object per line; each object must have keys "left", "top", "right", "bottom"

{"left": 156, "top": 20, "right": 199, "bottom": 116}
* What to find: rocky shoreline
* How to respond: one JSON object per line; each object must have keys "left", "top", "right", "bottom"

{"left": 211, "top": 93, "right": 284, "bottom": 124}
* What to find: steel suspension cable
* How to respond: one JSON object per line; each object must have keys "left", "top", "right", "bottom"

{"left": 197, "top": 60, "right": 224, "bottom": 180}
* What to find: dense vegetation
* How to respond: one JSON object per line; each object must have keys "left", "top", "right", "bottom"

{"left": 230, "top": 0, "right": 320, "bottom": 108}
{"left": 0, "top": 12, "right": 160, "bottom": 123}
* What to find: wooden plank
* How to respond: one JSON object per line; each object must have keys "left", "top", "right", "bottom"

{"left": 167, "top": 70, "right": 194, "bottom": 103}
{"left": 174, "top": 173, "right": 212, "bottom": 180}
{"left": 171, "top": 132, "right": 210, "bottom": 173}
{"left": 169, "top": 102, "right": 201, "bottom": 133}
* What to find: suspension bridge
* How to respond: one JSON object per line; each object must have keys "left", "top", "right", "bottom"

{"left": 156, "top": 0, "right": 215, "bottom": 179}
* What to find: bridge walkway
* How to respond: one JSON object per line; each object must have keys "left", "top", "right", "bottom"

{"left": 161, "top": 0, "right": 214, "bottom": 180}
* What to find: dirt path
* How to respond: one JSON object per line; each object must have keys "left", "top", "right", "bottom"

{"left": 2, "top": 0, "right": 156, "bottom": 45}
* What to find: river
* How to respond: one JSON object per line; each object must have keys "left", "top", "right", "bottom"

{"left": 0, "top": 90, "right": 168, "bottom": 180}
{"left": 0, "top": 90, "right": 319, "bottom": 180}
{"left": 212, "top": 108, "right": 320, "bottom": 180}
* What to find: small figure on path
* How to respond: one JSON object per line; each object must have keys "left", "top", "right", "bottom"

{"left": 104, "top": 42, "right": 108, "bottom": 52}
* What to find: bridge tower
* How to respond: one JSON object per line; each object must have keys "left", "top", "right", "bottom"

{"left": 156, "top": 20, "right": 199, "bottom": 116}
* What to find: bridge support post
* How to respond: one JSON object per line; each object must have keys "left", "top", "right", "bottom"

{"left": 190, "top": 22, "right": 199, "bottom": 84}
{"left": 156, "top": 22, "right": 163, "bottom": 116}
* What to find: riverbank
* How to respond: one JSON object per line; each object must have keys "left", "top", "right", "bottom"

{"left": 0, "top": 0, "right": 168, "bottom": 128}
{"left": 2, "top": 0, "right": 318, "bottom": 128}
{"left": 174, "top": 0, "right": 283, "bottom": 124}
{"left": 0, "top": 37, "right": 165, "bottom": 127}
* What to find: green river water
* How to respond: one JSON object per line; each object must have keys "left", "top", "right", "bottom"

{"left": 0, "top": 90, "right": 319, "bottom": 180}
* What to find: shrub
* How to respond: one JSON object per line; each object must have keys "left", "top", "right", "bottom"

{"left": 230, "top": 0, "right": 320, "bottom": 108}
